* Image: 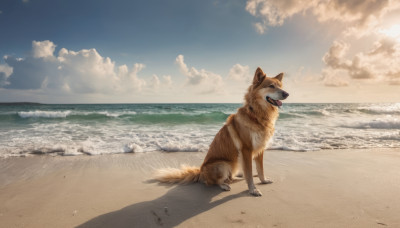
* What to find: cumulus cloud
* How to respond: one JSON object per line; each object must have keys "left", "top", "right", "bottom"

{"left": 0, "top": 63, "right": 13, "bottom": 86}
{"left": 322, "top": 38, "right": 400, "bottom": 86}
{"left": 0, "top": 40, "right": 169, "bottom": 94}
{"left": 163, "top": 75, "right": 173, "bottom": 86}
{"left": 4, "top": 54, "right": 59, "bottom": 90}
{"left": 245, "top": 0, "right": 400, "bottom": 35}
{"left": 227, "top": 63, "right": 251, "bottom": 82}
{"left": 32, "top": 40, "right": 56, "bottom": 59}
{"left": 245, "top": 0, "right": 400, "bottom": 86}
{"left": 175, "top": 54, "right": 224, "bottom": 94}
{"left": 149, "top": 74, "right": 160, "bottom": 90}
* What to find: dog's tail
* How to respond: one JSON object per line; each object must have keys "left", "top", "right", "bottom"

{"left": 154, "top": 165, "right": 201, "bottom": 184}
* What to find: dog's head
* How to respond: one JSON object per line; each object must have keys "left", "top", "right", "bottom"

{"left": 249, "top": 67, "right": 289, "bottom": 108}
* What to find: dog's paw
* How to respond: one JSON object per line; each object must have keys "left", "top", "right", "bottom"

{"left": 219, "top": 184, "right": 231, "bottom": 191}
{"left": 249, "top": 188, "right": 262, "bottom": 197}
{"left": 260, "top": 179, "right": 273, "bottom": 184}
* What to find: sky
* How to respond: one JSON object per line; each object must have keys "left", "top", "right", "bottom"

{"left": 0, "top": 0, "right": 400, "bottom": 103}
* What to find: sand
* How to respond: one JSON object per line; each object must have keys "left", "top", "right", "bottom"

{"left": 1, "top": 149, "right": 400, "bottom": 228}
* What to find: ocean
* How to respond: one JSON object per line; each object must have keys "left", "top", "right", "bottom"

{"left": 0, "top": 103, "right": 399, "bottom": 158}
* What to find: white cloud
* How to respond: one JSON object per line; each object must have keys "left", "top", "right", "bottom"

{"left": 150, "top": 74, "right": 160, "bottom": 90}
{"left": 0, "top": 63, "right": 13, "bottom": 86}
{"left": 322, "top": 37, "right": 400, "bottom": 86}
{"left": 57, "top": 47, "right": 119, "bottom": 93}
{"left": 163, "top": 75, "right": 172, "bottom": 86}
{"left": 1, "top": 40, "right": 158, "bottom": 94}
{"left": 227, "top": 63, "right": 251, "bottom": 82}
{"left": 175, "top": 54, "right": 224, "bottom": 94}
{"left": 246, "top": 0, "right": 400, "bottom": 35}
{"left": 175, "top": 54, "right": 189, "bottom": 76}
{"left": 253, "top": 22, "right": 266, "bottom": 34}
{"left": 245, "top": 0, "right": 400, "bottom": 87}
{"left": 32, "top": 40, "right": 56, "bottom": 59}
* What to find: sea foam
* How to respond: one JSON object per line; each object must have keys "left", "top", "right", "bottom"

{"left": 349, "top": 117, "right": 400, "bottom": 129}
{"left": 18, "top": 110, "right": 71, "bottom": 118}
{"left": 2, "top": 103, "right": 400, "bottom": 157}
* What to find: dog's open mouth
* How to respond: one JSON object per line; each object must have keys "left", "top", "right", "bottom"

{"left": 266, "top": 96, "right": 282, "bottom": 107}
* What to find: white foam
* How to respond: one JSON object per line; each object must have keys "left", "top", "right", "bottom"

{"left": 358, "top": 103, "right": 400, "bottom": 114}
{"left": 158, "top": 142, "right": 208, "bottom": 152}
{"left": 320, "top": 109, "right": 330, "bottom": 116}
{"left": 18, "top": 110, "right": 71, "bottom": 118}
{"left": 3, "top": 103, "right": 400, "bottom": 158}
{"left": 350, "top": 117, "right": 400, "bottom": 129}
{"left": 123, "top": 143, "right": 143, "bottom": 153}
{"left": 98, "top": 111, "right": 137, "bottom": 117}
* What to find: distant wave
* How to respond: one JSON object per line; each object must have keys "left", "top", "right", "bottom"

{"left": 346, "top": 118, "right": 400, "bottom": 129}
{"left": 15, "top": 110, "right": 229, "bottom": 124}
{"left": 358, "top": 108, "right": 400, "bottom": 115}
{"left": 3, "top": 103, "right": 400, "bottom": 158}
{"left": 18, "top": 110, "right": 71, "bottom": 118}
{"left": 357, "top": 104, "right": 400, "bottom": 115}
{"left": 16, "top": 110, "right": 140, "bottom": 119}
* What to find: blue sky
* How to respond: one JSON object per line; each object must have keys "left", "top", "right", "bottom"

{"left": 1, "top": 0, "right": 400, "bottom": 103}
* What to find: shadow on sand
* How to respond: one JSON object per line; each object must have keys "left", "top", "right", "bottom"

{"left": 77, "top": 183, "right": 248, "bottom": 228}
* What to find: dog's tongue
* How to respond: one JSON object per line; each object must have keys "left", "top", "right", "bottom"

{"left": 276, "top": 100, "right": 282, "bottom": 107}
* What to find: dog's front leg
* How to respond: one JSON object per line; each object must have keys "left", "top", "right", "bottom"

{"left": 255, "top": 152, "right": 273, "bottom": 184}
{"left": 242, "top": 150, "right": 262, "bottom": 196}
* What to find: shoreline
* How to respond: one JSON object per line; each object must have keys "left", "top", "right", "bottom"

{"left": 1, "top": 149, "right": 400, "bottom": 227}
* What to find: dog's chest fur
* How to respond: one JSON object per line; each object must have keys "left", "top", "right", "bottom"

{"left": 233, "top": 113, "right": 274, "bottom": 154}
{"left": 250, "top": 131, "right": 267, "bottom": 152}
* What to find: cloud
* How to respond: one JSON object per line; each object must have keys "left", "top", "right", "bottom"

{"left": 149, "top": 74, "right": 160, "bottom": 90}
{"left": 4, "top": 54, "right": 59, "bottom": 90}
{"left": 1, "top": 40, "right": 164, "bottom": 94}
{"left": 227, "top": 63, "right": 251, "bottom": 82}
{"left": 163, "top": 75, "right": 172, "bottom": 86}
{"left": 175, "top": 55, "right": 224, "bottom": 94}
{"left": 245, "top": 0, "right": 400, "bottom": 87}
{"left": 253, "top": 22, "right": 266, "bottom": 34}
{"left": 322, "top": 38, "right": 400, "bottom": 85}
{"left": 0, "top": 63, "right": 13, "bottom": 86}
{"left": 32, "top": 40, "right": 56, "bottom": 59}
{"left": 246, "top": 0, "right": 400, "bottom": 35}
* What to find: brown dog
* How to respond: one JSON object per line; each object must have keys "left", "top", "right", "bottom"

{"left": 155, "top": 67, "right": 289, "bottom": 196}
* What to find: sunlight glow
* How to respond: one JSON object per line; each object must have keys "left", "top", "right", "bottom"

{"left": 380, "top": 24, "right": 400, "bottom": 41}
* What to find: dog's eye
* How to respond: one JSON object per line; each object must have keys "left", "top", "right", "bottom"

{"left": 268, "top": 85, "right": 275, "bottom": 88}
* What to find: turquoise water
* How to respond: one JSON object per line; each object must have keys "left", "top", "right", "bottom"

{"left": 1, "top": 103, "right": 400, "bottom": 157}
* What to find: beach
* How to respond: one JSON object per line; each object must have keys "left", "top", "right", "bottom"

{"left": 1, "top": 148, "right": 399, "bottom": 228}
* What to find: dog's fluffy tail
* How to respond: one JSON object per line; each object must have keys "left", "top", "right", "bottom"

{"left": 154, "top": 165, "right": 200, "bottom": 184}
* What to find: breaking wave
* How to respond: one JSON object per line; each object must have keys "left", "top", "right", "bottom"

{"left": 15, "top": 110, "right": 229, "bottom": 124}
{"left": 2, "top": 103, "right": 400, "bottom": 158}
{"left": 348, "top": 118, "right": 400, "bottom": 129}
{"left": 18, "top": 110, "right": 71, "bottom": 118}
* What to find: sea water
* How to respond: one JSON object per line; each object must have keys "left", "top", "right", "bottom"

{"left": 0, "top": 103, "right": 399, "bottom": 157}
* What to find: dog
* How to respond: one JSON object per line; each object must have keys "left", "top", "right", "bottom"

{"left": 155, "top": 67, "right": 289, "bottom": 196}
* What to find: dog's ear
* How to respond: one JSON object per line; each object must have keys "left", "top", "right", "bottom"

{"left": 253, "top": 67, "right": 266, "bottom": 87}
{"left": 274, "top": 73, "right": 284, "bottom": 82}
